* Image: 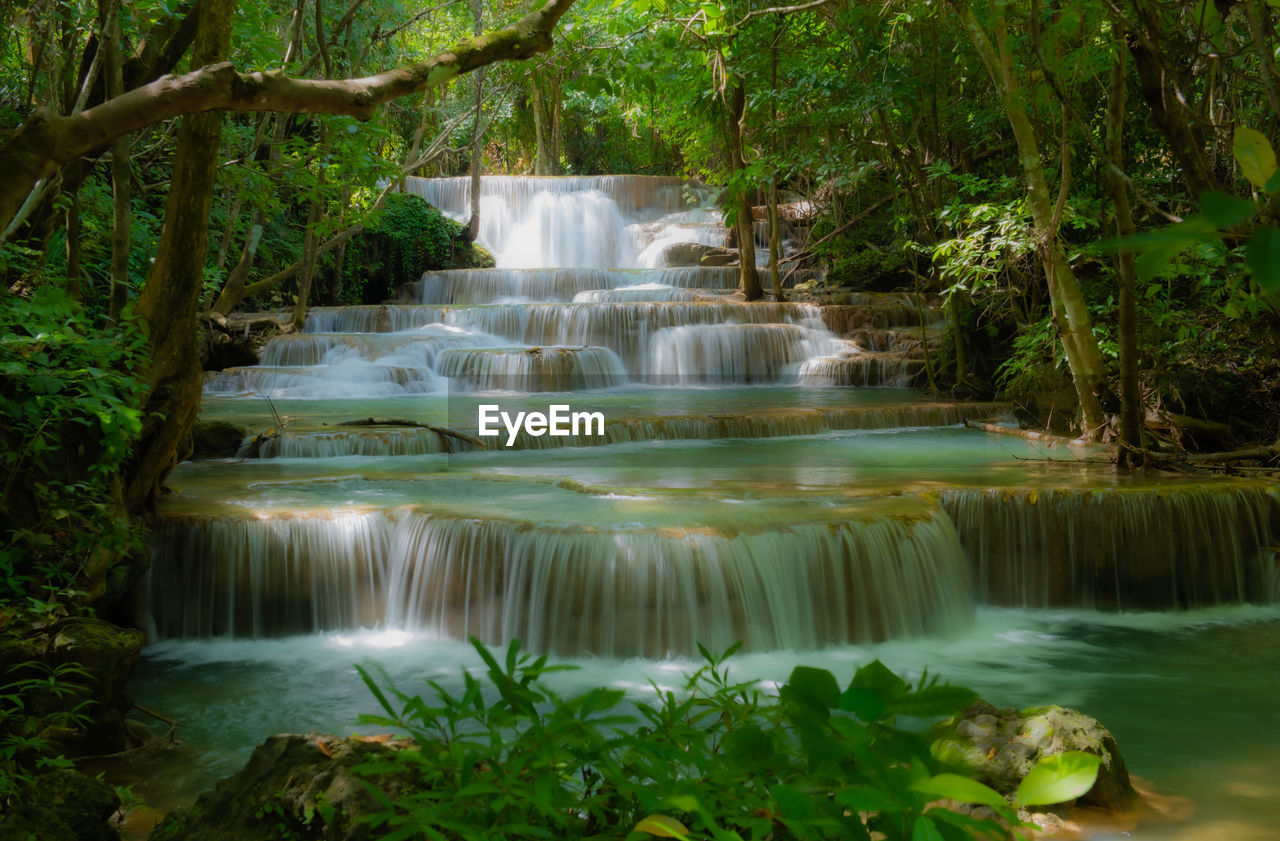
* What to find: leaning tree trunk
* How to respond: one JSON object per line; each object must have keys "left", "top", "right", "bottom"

{"left": 125, "top": 0, "right": 236, "bottom": 514}
{"left": 950, "top": 0, "right": 1108, "bottom": 439}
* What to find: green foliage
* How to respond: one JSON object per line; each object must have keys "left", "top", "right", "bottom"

{"left": 0, "top": 288, "right": 146, "bottom": 609}
{"left": 334, "top": 194, "right": 473, "bottom": 305}
{"left": 353, "top": 639, "right": 1101, "bottom": 841}
{"left": 0, "top": 659, "right": 93, "bottom": 807}
{"left": 1108, "top": 127, "right": 1280, "bottom": 293}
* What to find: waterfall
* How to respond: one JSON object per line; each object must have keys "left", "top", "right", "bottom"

{"left": 940, "top": 484, "right": 1280, "bottom": 609}
{"left": 414, "top": 268, "right": 738, "bottom": 305}
{"left": 150, "top": 507, "right": 974, "bottom": 657}
{"left": 437, "top": 346, "right": 628, "bottom": 392}
{"left": 149, "top": 513, "right": 392, "bottom": 637}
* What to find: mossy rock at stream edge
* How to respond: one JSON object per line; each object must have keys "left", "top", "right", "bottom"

{"left": 0, "top": 769, "right": 121, "bottom": 841}
{"left": 0, "top": 617, "right": 144, "bottom": 757}
{"left": 929, "top": 700, "right": 1137, "bottom": 812}
{"left": 189, "top": 420, "right": 249, "bottom": 460}
{"left": 150, "top": 733, "right": 411, "bottom": 841}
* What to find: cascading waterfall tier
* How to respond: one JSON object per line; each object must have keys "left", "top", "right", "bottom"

{"left": 799, "top": 351, "right": 923, "bottom": 388}
{"left": 403, "top": 175, "right": 700, "bottom": 268}
{"left": 240, "top": 402, "right": 1012, "bottom": 457}
{"left": 437, "top": 346, "right": 628, "bottom": 392}
{"left": 150, "top": 507, "right": 975, "bottom": 657}
{"left": 413, "top": 267, "right": 741, "bottom": 305}
{"left": 941, "top": 483, "right": 1280, "bottom": 609}
{"left": 149, "top": 512, "right": 392, "bottom": 638}
{"left": 646, "top": 323, "right": 840, "bottom": 383}
{"left": 204, "top": 364, "right": 436, "bottom": 398}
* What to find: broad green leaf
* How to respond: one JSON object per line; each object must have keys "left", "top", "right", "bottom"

{"left": 1266, "top": 167, "right": 1280, "bottom": 194}
{"left": 910, "top": 773, "right": 1007, "bottom": 810}
{"left": 888, "top": 685, "right": 979, "bottom": 718}
{"left": 1200, "top": 190, "right": 1256, "bottom": 229}
{"left": 770, "top": 784, "right": 817, "bottom": 821}
{"left": 834, "top": 785, "right": 903, "bottom": 813}
{"left": 634, "top": 815, "right": 691, "bottom": 840}
{"left": 911, "top": 815, "right": 946, "bottom": 841}
{"left": 1247, "top": 226, "right": 1280, "bottom": 292}
{"left": 840, "top": 660, "right": 907, "bottom": 721}
{"left": 1014, "top": 751, "right": 1102, "bottom": 807}
{"left": 1233, "top": 127, "right": 1277, "bottom": 190}
{"left": 783, "top": 666, "right": 840, "bottom": 711}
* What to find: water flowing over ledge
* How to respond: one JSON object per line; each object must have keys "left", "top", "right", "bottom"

{"left": 149, "top": 507, "right": 973, "bottom": 658}
{"left": 940, "top": 483, "right": 1280, "bottom": 609}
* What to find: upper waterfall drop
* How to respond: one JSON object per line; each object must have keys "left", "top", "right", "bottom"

{"left": 402, "top": 175, "right": 720, "bottom": 270}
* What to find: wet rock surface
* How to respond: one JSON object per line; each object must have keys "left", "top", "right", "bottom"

{"left": 150, "top": 733, "right": 410, "bottom": 841}
{"left": 930, "top": 699, "right": 1138, "bottom": 811}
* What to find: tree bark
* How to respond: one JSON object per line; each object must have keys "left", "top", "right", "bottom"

{"left": 125, "top": 0, "right": 236, "bottom": 514}
{"left": 465, "top": 0, "right": 486, "bottom": 243}
{"left": 1105, "top": 31, "right": 1145, "bottom": 467}
{"left": 0, "top": 0, "right": 579, "bottom": 237}
{"left": 949, "top": 0, "right": 1108, "bottom": 439}
{"left": 531, "top": 65, "right": 562, "bottom": 175}
{"left": 724, "top": 79, "right": 761, "bottom": 300}
{"left": 106, "top": 0, "right": 131, "bottom": 318}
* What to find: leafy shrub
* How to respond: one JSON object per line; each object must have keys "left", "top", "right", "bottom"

{"left": 335, "top": 194, "right": 489, "bottom": 305}
{"left": 0, "top": 288, "right": 145, "bottom": 610}
{"left": 355, "top": 640, "right": 1099, "bottom": 841}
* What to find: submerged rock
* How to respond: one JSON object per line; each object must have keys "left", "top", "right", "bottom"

{"left": 150, "top": 733, "right": 409, "bottom": 841}
{"left": 930, "top": 700, "right": 1137, "bottom": 811}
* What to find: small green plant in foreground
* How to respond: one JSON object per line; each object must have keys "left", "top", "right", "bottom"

{"left": 354, "top": 640, "right": 1100, "bottom": 841}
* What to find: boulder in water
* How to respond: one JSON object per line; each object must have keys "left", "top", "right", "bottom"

{"left": 660, "top": 241, "right": 738, "bottom": 267}
{"left": 149, "top": 733, "right": 411, "bottom": 841}
{"left": 189, "top": 420, "right": 248, "bottom": 460}
{"left": 929, "top": 700, "right": 1137, "bottom": 812}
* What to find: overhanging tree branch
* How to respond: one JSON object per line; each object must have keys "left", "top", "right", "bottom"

{"left": 0, "top": 0, "right": 577, "bottom": 237}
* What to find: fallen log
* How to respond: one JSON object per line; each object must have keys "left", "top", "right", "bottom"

{"left": 335, "top": 418, "right": 487, "bottom": 449}
{"left": 963, "top": 419, "right": 1086, "bottom": 447}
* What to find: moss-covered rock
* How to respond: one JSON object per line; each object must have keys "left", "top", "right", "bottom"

{"left": 929, "top": 700, "right": 1137, "bottom": 811}
{"left": 189, "top": 420, "right": 248, "bottom": 460}
{"left": 0, "top": 769, "right": 121, "bottom": 841}
{"left": 150, "top": 733, "right": 411, "bottom": 841}
{"left": 0, "top": 617, "right": 144, "bottom": 757}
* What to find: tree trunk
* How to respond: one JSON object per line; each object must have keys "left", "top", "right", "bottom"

{"left": 724, "top": 79, "right": 761, "bottom": 300}
{"left": 531, "top": 66, "right": 561, "bottom": 175}
{"left": 950, "top": 0, "right": 1108, "bottom": 439}
{"left": 1105, "top": 30, "right": 1144, "bottom": 467}
{"left": 65, "top": 186, "right": 82, "bottom": 299}
{"left": 465, "top": 0, "right": 485, "bottom": 243}
{"left": 125, "top": 0, "right": 236, "bottom": 514}
{"left": 105, "top": 0, "right": 131, "bottom": 318}
{"left": 767, "top": 177, "right": 782, "bottom": 300}
{"left": 291, "top": 198, "right": 324, "bottom": 330}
